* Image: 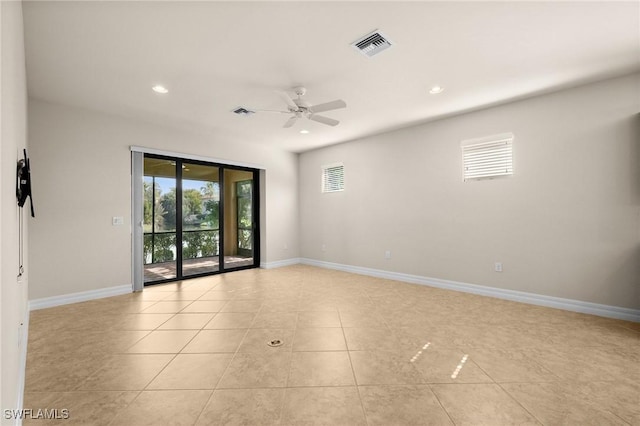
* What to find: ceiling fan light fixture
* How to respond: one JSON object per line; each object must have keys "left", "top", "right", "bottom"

{"left": 429, "top": 85, "right": 444, "bottom": 94}
{"left": 152, "top": 85, "right": 169, "bottom": 94}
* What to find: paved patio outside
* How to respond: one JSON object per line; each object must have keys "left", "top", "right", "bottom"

{"left": 144, "top": 256, "right": 254, "bottom": 282}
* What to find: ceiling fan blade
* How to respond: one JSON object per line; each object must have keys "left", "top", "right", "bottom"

{"left": 309, "top": 99, "right": 346, "bottom": 114}
{"left": 277, "top": 91, "right": 299, "bottom": 111}
{"left": 309, "top": 114, "right": 339, "bottom": 127}
{"left": 253, "top": 109, "right": 290, "bottom": 114}
{"left": 283, "top": 116, "right": 298, "bottom": 128}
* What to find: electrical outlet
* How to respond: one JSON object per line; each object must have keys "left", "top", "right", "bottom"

{"left": 385, "top": 250, "right": 391, "bottom": 259}
{"left": 494, "top": 262, "right": 503, "bottom": 272}
{"left": 283, "top": 243, "right": 288, "bottom": 250}
{"left": 321, "top": 244, "right": 327, "bottom": 252}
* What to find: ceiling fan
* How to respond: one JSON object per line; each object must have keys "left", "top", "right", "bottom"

{"left": 255, "top": 87, "right": 347, "bottom": 128}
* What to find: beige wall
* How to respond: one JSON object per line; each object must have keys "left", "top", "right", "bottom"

{"left": 299, "top": 73, "right": 640, "bottom": 309}
{"left": 28, "top": 99, "right": 299, "bottom": 300}
{"left": 1, "top": 0, "right": 29, "bottom": 417}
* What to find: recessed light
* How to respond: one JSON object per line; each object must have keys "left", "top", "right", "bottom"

{"left": 300, "top": 129, "right": 310, "bottom": 134}
{"left": 152, "top": 85, "right": 168, "bottom": 94}
{"left": 429, "top": 85, "right": 444, "bottom": 94}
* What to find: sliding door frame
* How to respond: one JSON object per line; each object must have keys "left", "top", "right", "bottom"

{"left": 132, "top": 151, "right": 144, "bottom": 292}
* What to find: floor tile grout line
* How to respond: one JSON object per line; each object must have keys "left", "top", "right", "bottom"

{"left": 68, "top": 349, "right": 162, "bottom": 393}
{"left": 277, "top": 298, "right": 302, "bottom": 425}
{"left": 607, "top": 409, "right": 633, "bottom": 425}
{"left": 463, "top": 353, "right": 496, "bottom": 385}
{"left": 211, "top": 324, "right": 251, "bottom": 391}
{"left": 140, "top": 335, "right": 198, "bottom": 391}
{"left": 192, "top": 388, "right": 216, "bottom": 426}
{"left": 284, "top": 307, "right": 300, "bottom": 388}
{"left": 105, "top": 390, "right": 143, "bottom": 426}
{"left": 495, "top": 381, "right": 546, "bottom": 425}
{"left": 337, "top": 308, "right": 370, "bottom": 426}
{"left": 427, "top": 384, "right": 459, "bottom": 426}
{"left": 515, "top": 350, "right": 564, "bottom": 382}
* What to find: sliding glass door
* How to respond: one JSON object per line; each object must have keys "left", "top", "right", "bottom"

{"left": 181, "top": 163, "right": 220, "bottom": 277}
{"left": 236, "top": 180, "right": 254, "bottom": 258}
{"left": 143, "top": 157, "right": 178, "bottom": 282}
{"left": 142, "top": 154, "right": 259, "bottom": 285}
{"left": 223, "top": 170, "right": 255, "bottom": 270}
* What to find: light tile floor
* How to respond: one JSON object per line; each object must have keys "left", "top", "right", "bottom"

{"left": 24, "top": 265, "right": 640, "bottom": 425}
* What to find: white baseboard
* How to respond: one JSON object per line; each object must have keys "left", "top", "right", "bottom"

{"left": 24, "top": 262, "right": 640, "bottom": 323}
{"left": 300, "top": 258, "right": 640, "bottom": 323}
{"left": 28, "top": 284, "right": 132, "bottom": 311}
{"left": 260, "top": 258, "right": 302, "bottom": 269}
{"left": 15, "top": 308, "right": 29, "bottom": 426}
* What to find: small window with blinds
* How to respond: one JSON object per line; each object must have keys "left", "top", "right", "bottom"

{"left": 461, "top": 133, "right": 513, "bottom": 181}
{"left": 322, "top": 163, "right": 345, "bottom": 193}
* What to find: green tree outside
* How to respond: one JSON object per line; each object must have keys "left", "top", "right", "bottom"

{"left": 144, "top": 179, "right": 221, "bottom": 265}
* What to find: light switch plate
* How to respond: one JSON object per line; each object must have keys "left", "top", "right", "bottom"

{"left": 112, "top": 216, "right": 124, "bottom": 226}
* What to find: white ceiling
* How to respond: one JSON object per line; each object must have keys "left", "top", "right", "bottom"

{"left": 23, "top": 1, "right": 640, "bottom": 153}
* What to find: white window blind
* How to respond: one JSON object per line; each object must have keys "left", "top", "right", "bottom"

{"left": 462, "top": 134, "right": 513, "bottom": 181}
{"left": 322, "top": 163, "right": 345, "bottom": 193}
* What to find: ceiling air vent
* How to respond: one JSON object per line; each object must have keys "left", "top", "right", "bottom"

{"left": 352, "top": 30, "right": 392, "bottom": 57}
{"left": 232, "top": 107, "right": 255, "bottom": 116}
